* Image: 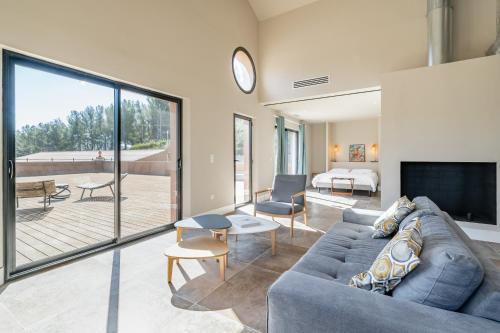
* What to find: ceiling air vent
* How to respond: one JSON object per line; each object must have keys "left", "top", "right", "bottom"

{"left": 293, "top": 75, "right": 330, "bottom": 89}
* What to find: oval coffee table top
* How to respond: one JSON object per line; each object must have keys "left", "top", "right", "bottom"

{"left": 164, "top": 237, "right": 228, "bottom": 259}
{"left": 174, "top": 214, "right": 232, "bottom": 230}
{"left": 226, "top": 215, "right": 280, "bottom": 235}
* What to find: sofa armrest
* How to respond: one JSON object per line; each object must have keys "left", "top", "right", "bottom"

{"left": 268, "top": 271, "right": 500, "bottom": 333}
{"left": 342, "top": 208, "right": 383, "bottom": 226}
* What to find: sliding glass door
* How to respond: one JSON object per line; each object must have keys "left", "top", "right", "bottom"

{"left": 234, "top": 114, "right": 252, "bottom": 206}
{"left": 120, "top": 90, "right": 180, "bottom": 238}
{"left": 3, "top": 50, "right": 182, "bottom": 278}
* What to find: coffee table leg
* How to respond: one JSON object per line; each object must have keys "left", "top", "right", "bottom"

{"left": 271, "top": 230, "right": 277, "bottom": 255}
{"left": 167, "top": 256, "right": 174, "bottom": 283}
{"left": 176, "top": 227, "right": 183, "bottom": 242}
{"left": 219, "top": 255, "right": 225, "bottom": 280}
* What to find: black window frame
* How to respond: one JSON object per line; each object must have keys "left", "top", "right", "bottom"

{"left": 2, "top": 50, "right": 183, "bottom": 280}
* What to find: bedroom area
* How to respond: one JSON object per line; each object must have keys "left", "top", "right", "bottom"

{"left": 266, "top": 88, "right": 381, "bottom": 210}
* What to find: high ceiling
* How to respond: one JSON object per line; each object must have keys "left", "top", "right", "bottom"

{"left": 266, "top": 90, "right": 381, "bottom": 123}
{"left": 248, "top": 0, "right": 320, "bottom": 21}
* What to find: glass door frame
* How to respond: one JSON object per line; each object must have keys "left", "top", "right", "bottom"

{"left": 2, "top": 50, "right": 182, "bottom": 280}
{"left": 233, "top": 114, "right": 253, "bottom": 207}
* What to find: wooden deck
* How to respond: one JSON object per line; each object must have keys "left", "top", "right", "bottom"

{"left": 15, "top": 173, "right": 174, "bottom": 267}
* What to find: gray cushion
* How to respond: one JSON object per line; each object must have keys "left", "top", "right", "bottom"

{"left": 255, "top": 200, "right": 303, "bottom": 215}
{"left": 290, "top": 222, "right": 389, "bottom": 284}
{"left": 412, "top": 196, "right": 446, "bottom": 218}
{"left": 442, "top": 214, "right": 500, "bottom": 322}
{"left": 398, "top": 208, "right": 436, "bottom": 231}
{"left": 271, "top": 174, "right": 307, "bottom": 204}
{"left": 392, "top": 214, "right": 484, "bottom": 311}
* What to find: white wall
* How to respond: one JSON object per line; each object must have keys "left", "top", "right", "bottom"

{"left": 328, "top": 118, "right": 379, "bottom": 163}
{"left": 381, "top": 55, "right": 500, "bottom": 232}
{"left": 258, "top": 0, "right": 497, "bottom": 103}
{"left": 309, "top": 122, "right": 327, "bottom": 174}
{"left": 0, "top": 0, "right": 277, "bottom": 282}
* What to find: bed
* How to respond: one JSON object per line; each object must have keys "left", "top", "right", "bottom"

{"left": 312, "top": 168, "right": 378, "bottom": 195}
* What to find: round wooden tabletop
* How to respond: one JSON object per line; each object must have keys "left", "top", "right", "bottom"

{"left": 164, "top": 237, "right": 228, "bottom": 259}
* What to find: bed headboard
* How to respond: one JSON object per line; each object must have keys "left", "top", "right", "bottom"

{"left": 329, "top": 161, "right": 379, "bottom": 174}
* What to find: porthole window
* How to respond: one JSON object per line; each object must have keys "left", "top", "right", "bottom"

{"left": 232, "top": 47, "right": 256, "bottom": 94}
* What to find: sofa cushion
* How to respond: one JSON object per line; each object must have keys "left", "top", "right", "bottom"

{"left": 372, "top": 196, "right": 416, "bottom": 238}
{"left": 255, "top": 200, "right": 303, "bottom": 215}
{"left": 441, "top": 213, "right": 500, "bottom": 323}
{"left": 398, "top": 208, "right": 436, "bottom": 231}
{"left": 350, "top": 218, "right": 423, "bottom": 293}
{"left": 412, "top": 196, "right": 446, "bottom": 218}
{"left": 290, "top": 222, "right": 389, "bottom": 284}
{"left": 392, "top": 214, "right": 484, "bottom": 311}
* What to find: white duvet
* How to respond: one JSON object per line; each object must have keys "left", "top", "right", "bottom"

{"left": 312, "top": 170, "right": 379, "bottom": 192}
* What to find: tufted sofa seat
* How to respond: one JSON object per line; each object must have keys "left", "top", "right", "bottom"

{"left": 291, "top": 222, "right": 389, "bottom": 284}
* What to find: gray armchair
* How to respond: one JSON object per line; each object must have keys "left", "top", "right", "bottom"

{"left": 254, "top": 175, "right": 308, "bottom": 237}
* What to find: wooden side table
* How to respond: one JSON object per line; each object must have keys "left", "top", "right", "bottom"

{"left": 331, "top": 177, "right": 355, "bottom": 196}
{"left": 164, "top": 237, "right": 228, "bottom": 282}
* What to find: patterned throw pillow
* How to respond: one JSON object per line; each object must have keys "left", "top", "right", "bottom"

{"left": 372, "top": 196, "right": 416, "bottom": 238}
{"left": 350, "top": 218, "right": 423, "bottom": 294}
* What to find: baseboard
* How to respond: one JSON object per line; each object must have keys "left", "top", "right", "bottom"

{"left": 456, "top": 221, "right": 500, "bottom": 243}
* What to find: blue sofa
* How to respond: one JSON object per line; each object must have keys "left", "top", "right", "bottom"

{"left": 267, "top": 197, "right": 500, "bottom": 333}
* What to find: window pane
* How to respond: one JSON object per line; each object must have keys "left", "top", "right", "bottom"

{"left": 287, "top": 131, "right": 298, "bottom": 175}
{"left": 14, "top": 64, "right": 115, "bottom": 268}
{"left": 234, "top": 116, "right": 252, "bottom": 204}
{"left": 120, "top": 90, "right": 178, "bottom": 237}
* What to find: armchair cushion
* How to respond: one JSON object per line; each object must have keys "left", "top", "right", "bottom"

{"left": 255, "top": 200, "right": 304, "bottom": 215}
{"left": 271, "top": 175, "right": 307, "bottom": 204}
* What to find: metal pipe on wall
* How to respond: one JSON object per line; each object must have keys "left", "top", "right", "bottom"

{"left": 427, "top": 0, "right": 453, "bottom": 66}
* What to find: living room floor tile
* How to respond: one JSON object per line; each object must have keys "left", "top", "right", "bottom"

{"left": 196, "top": 265, "right": 281, "bottom": 333}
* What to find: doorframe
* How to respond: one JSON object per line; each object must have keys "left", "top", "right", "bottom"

{"left": 233, "top": 114, "right": 253, "bottom": 207}
{"left": 2, "top": 49, "right": 183, "bottom": 281}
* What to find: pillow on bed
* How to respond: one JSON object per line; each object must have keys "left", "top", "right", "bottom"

{"left": 350, "top": 169, "right": 373, "bottom": 174}
{"left": 328, "top": 168, "right": 350, "bottom": 174}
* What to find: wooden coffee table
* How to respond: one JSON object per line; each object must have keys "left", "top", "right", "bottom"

{"left": 164, "top": 237, "right": 228, "bottom": 282}
{"left": 331, "top": 176, "right": 355, "bottom": 196}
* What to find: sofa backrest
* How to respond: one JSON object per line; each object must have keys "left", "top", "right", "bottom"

{"left": 402, "top": 197, "right": 500, "bottom": 323}
{"left": 440, "top": 212, "right": 500, "bottom": 323}
{"left": 392, "top": 213, "right": 484, "bottom": 311}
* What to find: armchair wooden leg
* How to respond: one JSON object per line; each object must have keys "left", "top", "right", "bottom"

{"left": 290, "top": 215, "right": 295, "bottom": 238}
{"left": 303, "top": 209, "right": 308, "bottom": 226}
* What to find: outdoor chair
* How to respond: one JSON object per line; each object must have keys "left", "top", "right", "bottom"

{"left": 77, "top": 173, "right": 128, "bottom": 200}
{"left": 16, "top": 180, "right": 57, "bottom": 211}
{"left": 254, "top": 174, "right": 307, "bottom": 237}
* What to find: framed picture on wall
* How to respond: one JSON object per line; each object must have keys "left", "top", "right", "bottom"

{"left": 349, "top": 144, "right": 365, "bottom": 162}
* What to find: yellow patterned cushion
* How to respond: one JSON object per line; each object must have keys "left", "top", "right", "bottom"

{"left": 350, "top": 218, "right": 423, "bottom": 294}
{"left": 372, "top": 196, "right": 416, "bottom": 238}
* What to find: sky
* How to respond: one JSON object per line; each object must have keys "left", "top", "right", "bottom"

{"left": 14, "top": 64, "right": 148, "bottom": 129}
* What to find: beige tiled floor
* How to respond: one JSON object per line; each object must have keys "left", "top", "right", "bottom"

{"left": 3, "top": 189, "right": 376, "bottom": 332}
{"left": 1, "top": 191, "right": 497, "bottom": 332}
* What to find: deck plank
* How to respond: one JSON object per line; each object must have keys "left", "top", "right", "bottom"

{"left": 14, "top": 173, "right": 175, "bottom": 266}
